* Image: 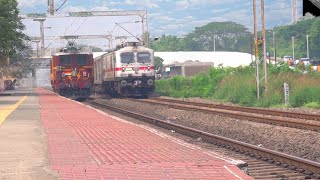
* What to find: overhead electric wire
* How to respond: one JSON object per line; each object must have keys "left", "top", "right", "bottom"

{"left": 72, "top": 16, "right": 89, "bottom": 35}
{"left": 115, "top": 22, "right": 142, "bottom": 43}
{"left": 64, "top": 17, "right": 81, "bottom": 36}
{"left": 56, "top": 0, "right": 68, "bottom": 12}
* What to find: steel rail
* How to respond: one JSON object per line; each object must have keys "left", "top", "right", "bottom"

{"left": 152, "top": 97, "right": 320, "bottom": 121}
{"left": 137, "top": 98, "right": 320, "bottom": 132}
{"left": 89, "top": 101, "right": 320, "bottom": 178}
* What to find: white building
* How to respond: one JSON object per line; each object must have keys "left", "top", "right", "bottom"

{"left": 154, "top": 51, "right": 255, "bottom": 67}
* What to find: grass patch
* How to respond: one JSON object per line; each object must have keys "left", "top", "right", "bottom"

{"left": 155, "top": 65, "right": 320, "bottom": 108}
{"left": 302, "top": 102, "right": 320, "bottom": 109}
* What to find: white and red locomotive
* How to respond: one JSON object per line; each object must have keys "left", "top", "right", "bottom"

{"left": 94, "top": 42, "right": 155, "bottom": 97}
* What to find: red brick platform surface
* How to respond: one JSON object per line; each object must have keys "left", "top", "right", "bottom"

{"left": 38, "top": 89, "right": 253, "bottom": 180}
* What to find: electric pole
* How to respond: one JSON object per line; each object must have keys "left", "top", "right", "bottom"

{"left": 253, "top": 0, "right": 267, "bottom": 98}
{"left": 292, "top": 36, "right": 295, "bottom": 62}
{"left": 273, "top": 31, "right": 276, "bottom": 64}
{"left": 253, "top": 0, "right": 259, "bottom": 99}
{"left": 306, "top": 34, "right": 309, "bottom": 58}
{"left": 213, "top": 35, "right": 216, "bottom": 52}
{"left": 261, "top": 0, "right": 267, "bottom": 92}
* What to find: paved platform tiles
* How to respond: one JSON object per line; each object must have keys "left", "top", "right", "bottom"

{"left": 38, "top": 88, "right": 253, "bottom": 180}
{"left": 0, "top": 88, "right": 58, "bottom": 179}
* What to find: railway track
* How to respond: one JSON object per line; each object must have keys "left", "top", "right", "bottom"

{"left": 151, "top": 97, "right": 320, "bottom": 121}
{"left": 88, "top": 100, "right": 320, "bottom": 180}
{"left": 134, "top": 98, "right": 320, "bottom": 132}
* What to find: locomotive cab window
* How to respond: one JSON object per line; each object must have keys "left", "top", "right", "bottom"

{"left": 120, "top": 52, "right": 134, "bottom": 64}
{"left": 60, "top": 55, "right": 72, "bottom": 65}
{"left": 137, "top": 52, "right": 151, "bottom": 63}
{"left": 76, "top": 54, "right": 88, "bottom": 65}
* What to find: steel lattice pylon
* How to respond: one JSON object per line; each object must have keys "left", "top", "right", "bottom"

{"left": 47, "top": 0, "right": 54, "bottom": 16}
{"left": 292, "top": 0, "right": 298, "bottom": 24}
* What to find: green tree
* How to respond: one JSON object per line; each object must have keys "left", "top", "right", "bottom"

{"left": 150, "top": 19, "right": 320, "bottom": 60}
{"left": 267, "top": 17, "right": 320, "bottom": 59}
{"left": 154, "top": 56, "right": 164, "bottom": 72}
{"left": 151, "top": 22, "right": 253, "bottom": 53}
{"left": 309, "top": 18, "right": 320, "bottom": 58}
{"left": 151, "top": 35, "right": 186, "bottom": 51}
{"left": 0, "top": 0, "right": 29, "bottom": 65}
{"left": 184, "top": 22, "right": 252, "bottom": 52}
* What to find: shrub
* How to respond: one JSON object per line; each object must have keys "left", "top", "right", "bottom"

{"left": 155, "top": 66, "right": 320, "bottom": 108}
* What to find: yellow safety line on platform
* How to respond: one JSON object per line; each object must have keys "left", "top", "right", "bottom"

{"left": 0, "top": 96, "right": 28, "bottom": 125}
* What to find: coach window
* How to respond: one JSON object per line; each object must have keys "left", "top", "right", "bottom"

{"left": 137, "top": 52, "right": 151, "bottom": 63}
{"left": 76, "top": 54, "right": 88, "bottom": 65}
{"left": 60, "top": 55, "right": 72, "bottom": 65}
{"left": 120, "top": 52, "right": 134, "bottom": 64}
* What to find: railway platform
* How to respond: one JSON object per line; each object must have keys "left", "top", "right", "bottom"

{"left": 0, "top": 87, "right": 253, "bottom": 180}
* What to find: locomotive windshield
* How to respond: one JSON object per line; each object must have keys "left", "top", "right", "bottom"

{"left": 76, "top": 54, "right": 88, "bottom": 65}
{"left": 120, "top": 52, "right": 134, "bottom": 64}
{"left": 60, "top": 55, "right": 72, "bottom": 65}
{"left": 137, "top": 52, "right": 151, "bottom": 63}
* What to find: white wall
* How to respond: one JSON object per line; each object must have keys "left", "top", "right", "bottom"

{"left": 155, "top": 51, "right": 255, "bottom": 67}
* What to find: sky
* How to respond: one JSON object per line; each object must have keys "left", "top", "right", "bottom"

{"left": 17, "top": 0, "right": 303, "bottom": 50}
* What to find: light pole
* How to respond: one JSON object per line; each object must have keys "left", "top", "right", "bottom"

{"left": 292, "top": 35, "right": 299, "bottom": 62}
{"left": 261, "top": 0, "right": 267, "bottom": 92}
{"left": 273, "top": 31, "right": 277, "bottom": 64}
{"left": 253, "top": 0, "right": 259, "bottom": 99}
{"left": 306, "top": 34, "right": 309, "bottom": 58}
{"left": 213, "top": 35, "right": 216, "bottom": 52}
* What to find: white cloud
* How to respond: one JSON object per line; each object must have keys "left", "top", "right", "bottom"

{"left": 157, "top": 16, "right": 174, "bottom": 21}
{"left": 90, "top": 6, "right": 110, "bottom": 11}
{"left": 175, "top": 16, "right": 194, "bottom": 23}
{"left": 211, "top": 8, "right": 230, "bottom": 14}
{"left": 189, "top": 0, "right": 243, "bottom": 6}
{"left": 176, "top": 0, "right": 190, "bottom": 9}
{"left": 124, "top": 0, "right": 160, "bottom": 8}
{"left": 61, "top": 6, "right": 87, "bottom": 12}
{"left": 17, "top": 0, "right": 46, "bottom": 8}
{"left": 124, "top": 0, "right": 135, "bottom": 5}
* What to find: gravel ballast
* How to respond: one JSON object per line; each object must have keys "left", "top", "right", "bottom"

{"left": 93, "top": 96, "right": 320, "bottom": 163}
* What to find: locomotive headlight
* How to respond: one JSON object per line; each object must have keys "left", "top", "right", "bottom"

{"left": 120, "top": 80, "right": 127, "bottom": 87}
{"left": 147, "top": 66, "right": 150, "bottom": 71}
{"left": 147, "top": 79, "right": 154, "bottom": 86}
{"left": 122, "top": 67, "right": 125, "bottom": 72}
